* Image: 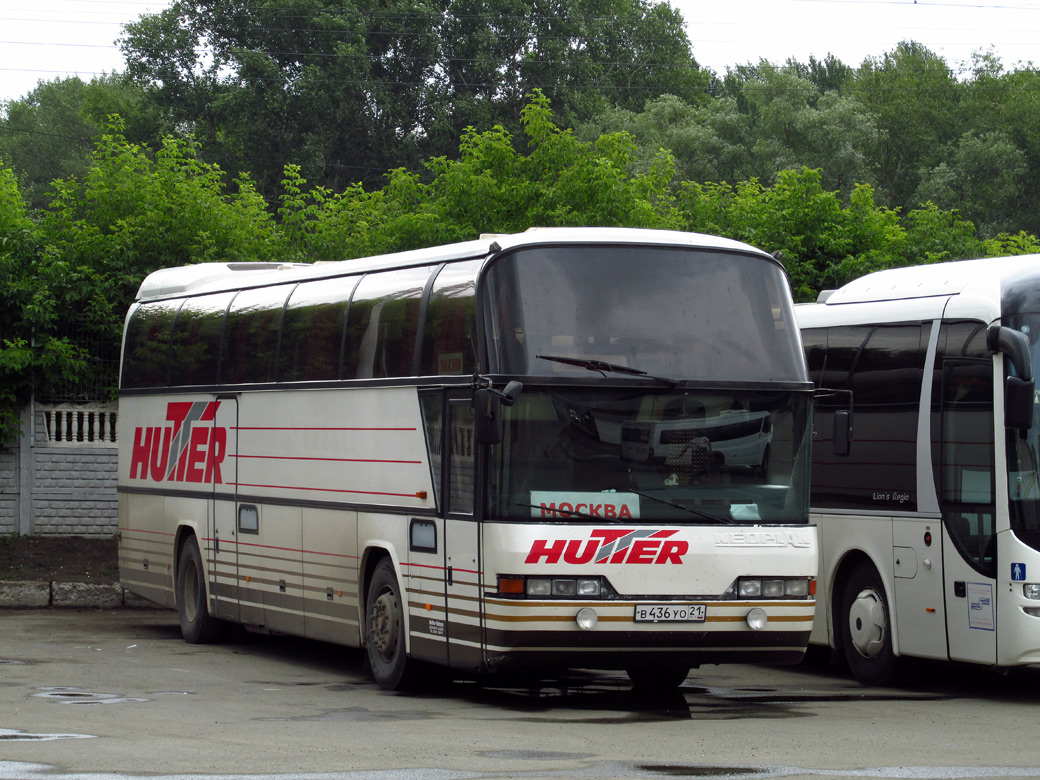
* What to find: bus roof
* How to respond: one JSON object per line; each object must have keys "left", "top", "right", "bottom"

{"left": 134, "top": 227, "right": 774, "bottom": 302}
{"left": 819, "top": 254, "right": 1040, "bottom": 305}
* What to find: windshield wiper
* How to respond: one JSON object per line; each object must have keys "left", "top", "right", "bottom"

{"left": 536, "top": 355, "right": 677, "bottom": 387}
{"left": 627, "top": 488, "right": 733, "bottom": 524}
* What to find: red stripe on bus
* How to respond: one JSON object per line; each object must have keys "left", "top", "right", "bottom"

{"left": 236, "top": 454, "right": 421, "bottom": 464}
{"left": 232, "top": 481, "right": 423, "bottom": 499}
{"left": 232, "top": 426, "right": 417, "bottom": 432}
{"left": 222, "top": 539, "right": 361, "bottom": 559}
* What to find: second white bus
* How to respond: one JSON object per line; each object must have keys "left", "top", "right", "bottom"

{"left": 798, "top": 255, "right": 1040, "bottom": 684}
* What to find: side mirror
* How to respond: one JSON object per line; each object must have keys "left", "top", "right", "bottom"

{"left": 473, "top": 381, "right": 523, "bottom": 445}
{"left": 814, "top": 387, "right": 853, "bottom": 456}
{"left": 833, "top": 409, "right": 852, "bottom": 457}
{"left": 988, "top": 325, "right": 1035, "bottom": 430}
{"left": 1006, "top": 375, "right": 1035, "bottom": 431}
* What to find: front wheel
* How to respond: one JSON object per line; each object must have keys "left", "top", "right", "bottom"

{"left": 365, "top": 558, "right": 417, "bottom": 691}
{"left": 176, "top": 535, "right": 226, "bottom": 644}
{"left": 839, "top": 561, "right": 906, "bottom": 686}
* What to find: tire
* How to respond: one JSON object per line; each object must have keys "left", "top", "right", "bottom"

{"left": 626, "top": 664, "right": 690, "bottom": 692}
{"left": 839, "top": 561, "right": 906, "bottom": 686}
{"left": 176, "top": 536, "right": 226, "bottom": 644}
{"left": 365, "top": 558, "right": 417, "bottom": 691}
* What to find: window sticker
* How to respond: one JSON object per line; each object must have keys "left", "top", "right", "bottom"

{"left": 967, "top": 582, "right": 995, "bottom": 631}
{"left": 529, "top": 491, "right": 640, "bottom": 520}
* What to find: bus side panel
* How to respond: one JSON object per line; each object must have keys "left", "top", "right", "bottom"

{"left": 892, "top": 515, "right": 947, "bottom": 660}
{"left": 302, "top": 507, "right": 361, "bottom": 646}
{"left": 118, "top": 491, "right": 176, "bottom": 608}
{"left": 810, "top": 512, "right": 894, "bottom": 651}
{"left": 402, "top": 515, "right": 451, "bottom": 666}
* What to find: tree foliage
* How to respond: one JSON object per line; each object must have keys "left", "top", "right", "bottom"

{"left": 117, "top": 0, "right": 707, "bottom": 197}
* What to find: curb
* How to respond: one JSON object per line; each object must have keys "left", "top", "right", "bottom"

{"left": 0, "top": 581, "right": 160, "bottom": 609}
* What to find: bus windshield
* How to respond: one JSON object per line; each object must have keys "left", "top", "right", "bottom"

{"left": 482, "top": 245, "right": 807, "bottom": 384}
{"left": 488, "top": 386, "right": 812, "bottom": 524}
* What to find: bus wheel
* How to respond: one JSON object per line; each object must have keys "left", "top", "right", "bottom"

{"left": 176, "top": 536, "right": 226, "bottom": 644}
{"left": 840, "top": 561, "right": 905, "bottom": 686}
{"left": 365, "top": 558, "right": 416, "bottom": 691}
{"left": 626, "top": 664, "right": 689, "bottom": 692}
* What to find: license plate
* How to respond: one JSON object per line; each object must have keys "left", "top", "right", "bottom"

{"left": 634, "top": 603, "right": 706, "bottom": 623}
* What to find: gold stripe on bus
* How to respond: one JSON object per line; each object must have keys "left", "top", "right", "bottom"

{"left": 483, "top": 612, "right": 813, "bottom": 624}
{"left": 482, "top": 603, "right": 815, "bottom": 615}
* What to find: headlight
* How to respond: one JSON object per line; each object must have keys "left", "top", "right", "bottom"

{"left": 526, "top": 578, "right": 552, "bottom": 597}
{"left": 785, "top": 579, "right": 810, "bottom": 597}
{"left": 739, "top": 580, "right": 762, "bottom": 597}
{"left": 732, "top": 577, "right": 814, "bottom": 599}
{"left": 1024, "top": 583, "right": 1040, "bottom": 600}
{"left": 502, "top": 576, "right": 606, "bottom": 598}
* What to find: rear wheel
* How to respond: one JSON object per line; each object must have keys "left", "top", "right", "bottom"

{"left": 365, "top": 558, "right": 417, "bottom": 691}
{"left": 626, "top": 664, "right": 690, "bottom": 692}
{"left": 839, "top": 561, "right": 906, "bottom": 685}
{"left": 176, "top": 536, "right": 226, "bottom": 644}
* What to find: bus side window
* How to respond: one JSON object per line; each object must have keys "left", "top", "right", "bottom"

{"left": 449, "top": 402, "right": 476, "bottom": 516}
{"left": 809, "top": 323, "right": 926, "bottom": 511}
{"left": 221, "top": 285, "right": 291, "bottom": 385}
{"left": 940, "top": 357, "right": 996, "bottom": 576}
{"left": 121, "top": 300, "right": 181, "bottom": 389}
{"left": 419, "top": 393, "right": 444, "bottom": 510}
{"left": 345, "top": 267, "right": 431, "bottom": 379}
{"left": 419, "top": 261, "right": 480, "bottom": 377}
{"left": 278, "top": 277, "right": 357, "bottom": 382}
{"left": 168, "top": 292, "right": 236, "bottom": 387}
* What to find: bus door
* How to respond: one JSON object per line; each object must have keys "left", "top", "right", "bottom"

{"left": 209, "top": 395, "right": 249, "bottom": 623}
{"left": 414, "top": 393, "right": 482, "bottom": 669}
{"left": 444, "top": 396, "right": 483, "bottom": 669}
{"left": 939, "top": 359, "right": 997, "bottom": 664}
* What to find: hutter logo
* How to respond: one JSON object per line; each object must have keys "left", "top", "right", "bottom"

{"left": 525, "top": 529, "right": 688, "bottom": 565}
{"left": 129, "top": 401, "right": 227, "bottom": 484}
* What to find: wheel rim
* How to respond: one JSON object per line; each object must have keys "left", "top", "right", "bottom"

{"left": 369, "top": 588, "right": 400, "bottom": 662}
{"left": 847, "top": 586, "right": 886, "bottom": 659}
{"left": 183, "top": 557, "right": 200, "bottom": 623}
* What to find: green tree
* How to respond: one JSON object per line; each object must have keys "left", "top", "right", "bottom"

{"left": 849, "top": 41, "right": 963, "bottom": 208}
{"left": 914, "top": 131, "right": 1027, "bottom": 237}
{"left": 119, "top": 0, "right": 708, "bottom": 197}
{"left": 299, "top": 90, "right": 682, "bottom": 259}
{"left": 0, "top": 166, "right": 99, "bottom": 440}
{"left": 0, "top": 74, "right": 166, "bottom": 211}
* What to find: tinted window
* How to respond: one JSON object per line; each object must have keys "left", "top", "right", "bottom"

{"left": 121, "top": 300, "right": 181, "bottom": 389}
{"left": 168, "top": 292, "right": 236, "bottom": 387}
{"left": 482, "top": 246, "right": 805, "bottom": 382}
{"left": 420, "top": 260, "right": 480, "bottom": 376}
{"left": 934, "top": 321, "right": 995, "bottom": 575}
{"left": 809, "top": 323, "right": 926, "bottom": 511}
{"left": 345, "top": 267, "right": 432, "bottom": 379}
{"left": 278, "top": 277, "right": 358, "bottom": 382}
{"left": 221, "top": 285, "right": 291, "bottom": 384}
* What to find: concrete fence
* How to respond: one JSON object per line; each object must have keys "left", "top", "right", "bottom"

{"left": 0, "top": 402, "right": 118, "bottom": 537}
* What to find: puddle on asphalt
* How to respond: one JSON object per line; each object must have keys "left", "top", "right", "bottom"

{"left": 640, "top": 768, "right": 767, "bottom": 778}
{"left": 32, "top": 687, "right": 149, "bottom": 705}
{"left": 268, "top": 707, "right": 431, "bottom": 722}
{"left": 480, "top": 750, "right": 596, "bottom": 761}
{"left": 0, "top": 728, "right": 94, "bottom": 742}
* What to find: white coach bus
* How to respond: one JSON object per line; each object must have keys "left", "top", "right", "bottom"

{"left": 798, "top": 255, "right": 1040, "bottom": 684}
{"left": 117, "top": 227, "right": 818, "bottom": 691}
